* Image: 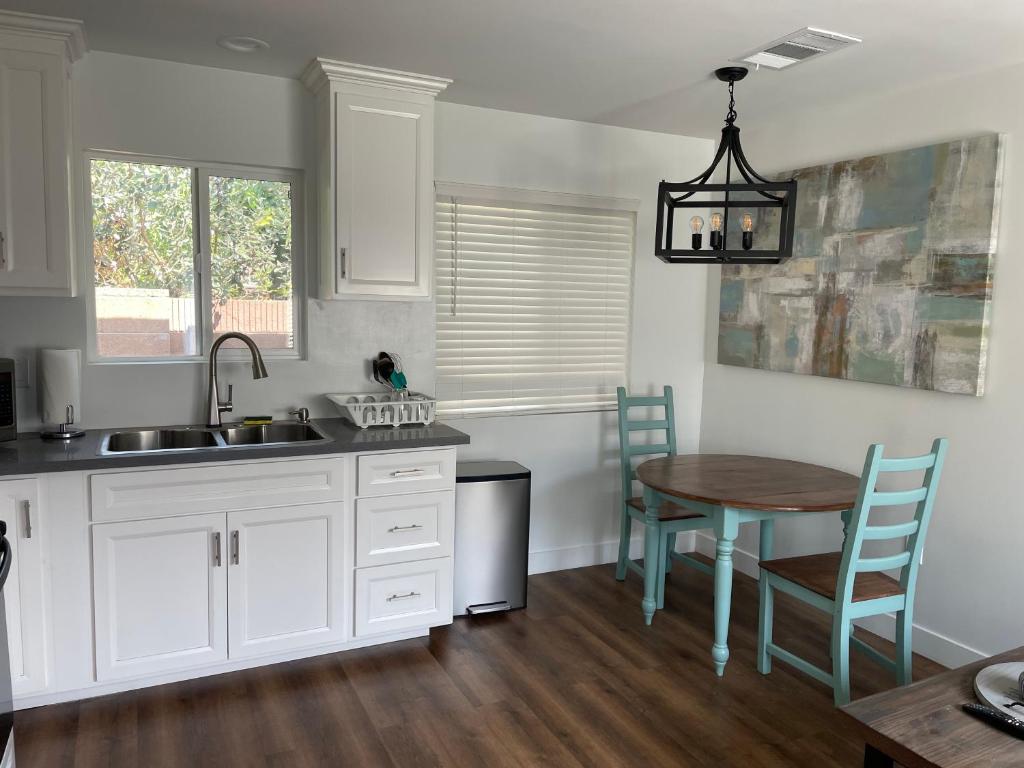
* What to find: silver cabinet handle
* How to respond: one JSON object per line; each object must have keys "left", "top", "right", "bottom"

{"left": 23, "top": 500, "right": 31, "bottom": 539}
{"left": 386, "top": 591, "right": 420, "bottom": 602}
{"left": 388, "top": 523, "right": 423, "bottom": 533}
{"left": 213, "top": 532, "right": 222, "bottom": 567}
{"left": 231, "top": 530, "right": 240, "bottom": 565}
{"left": 0, "top": 231, "right": 6, "bottom": 270}
{"left": 338, "top": 247, "right": 347, "bottom": 280}
{"left": 390, "top": 468, "right": 425, "bottom": 478}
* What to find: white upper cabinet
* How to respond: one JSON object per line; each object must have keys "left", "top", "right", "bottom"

{"left": 303, "top": 59, "right": 450, "bottom": 300}
{"left": 0, "top": 12, "right": 85, "bottom": 297}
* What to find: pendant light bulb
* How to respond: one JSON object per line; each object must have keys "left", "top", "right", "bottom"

{"left": 741, "top": 213, "right": 753, "bottom": 233}
{"left": 741, "top": 212, "right": 754, "bottom": 251}
{"left": 709, "top": 212, "right": 724, "bottom": 250}
{"left": 689, "top": 216, "right": 704, "bottom": 251}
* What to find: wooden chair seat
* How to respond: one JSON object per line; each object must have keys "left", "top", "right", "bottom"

{"left": 626, "top": 497, "right": 705, "bottom": 522}
{"left": 760, "top": 552, "right": 903, "bottom": 603}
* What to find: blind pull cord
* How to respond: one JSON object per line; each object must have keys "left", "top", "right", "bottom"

{"left": 451, "top": 196, "right": 458, "bottom": 317}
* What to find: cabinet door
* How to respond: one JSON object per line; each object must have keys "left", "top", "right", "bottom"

{"left": 0, "top": 478, "right": 48, "bottom": 695}
{"left": 0, "top": 48, "right": 72, "bottom": 295}
{"left": 227, "top": 503, "right": 344, "bottom": 659}
{"left": 92, "top": 514, "right": 228, "bottom": 681}
{"left": 333, "top": 90, "right": 433, "bottom": 298}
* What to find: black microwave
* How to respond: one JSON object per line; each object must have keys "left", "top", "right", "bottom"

{"left": 0, "top": 359, "right": 15, "bottom": 442}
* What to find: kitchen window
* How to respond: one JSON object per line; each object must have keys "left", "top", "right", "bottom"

{"left": 87, "top": 154, "right": 304, "bottom": 361}
{"left": 435, "top": 184, "right": 637, "bottom": 417}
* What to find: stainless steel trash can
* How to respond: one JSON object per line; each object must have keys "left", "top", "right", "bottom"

{"left": 454, "top": 461, "right": 531, "bottom": 616}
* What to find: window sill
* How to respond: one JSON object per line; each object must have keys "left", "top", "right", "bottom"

{"left": 438, "top": 405, "right": 616, "bottom": 420}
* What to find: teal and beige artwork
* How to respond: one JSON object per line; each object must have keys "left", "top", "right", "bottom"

{"left": 718, "top": 134, "right": 1003, "bottom": 395}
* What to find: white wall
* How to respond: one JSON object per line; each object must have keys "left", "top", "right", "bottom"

{"left": 699, "top": 61, "right": 1024, "bottom": 666}
{"left": 435, "top": 103, "right": 712, "bottom": 572}
{"left": 0, "top": 51, "right": 436, "bottom": 430}
{"left": 0, "top": 53, "right": 713, "bottom": 574}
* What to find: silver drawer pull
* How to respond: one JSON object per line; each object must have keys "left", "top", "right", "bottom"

{"left": 388, "top": 524, "right": 423, "bottom": 533}
{"left": 23, "top": 501, "right": 31, "bottom": 539}
{"left": 386, "top": 591, "right": 420, "bottom": 602}
{"left": 390, "top": 468, "right": 426, "bottom": 478}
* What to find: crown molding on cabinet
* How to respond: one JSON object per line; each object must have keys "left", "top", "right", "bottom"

{"left": 0, "top": 10, "right": 87, "bottom": 62}
{"left": 301, "top": 57, "right": 451, "bottom": 96}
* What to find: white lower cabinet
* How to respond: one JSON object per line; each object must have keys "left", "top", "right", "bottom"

{"left": 227, "top": 504, "right": 344, "bottom": 659}
{"left": 0, "top": 478, "right": 48, "bottom": 695}
{"left": 93, "top": 503, "right": 346, "bottom": 679}
{"left": 11, "top": 448, "right": 459, "bottom": 704}
{"left": 92, "top": 513, "right": 228, "bottom": 681}
{"left": 354, "top": 557, "right": 452, "bottom": 637}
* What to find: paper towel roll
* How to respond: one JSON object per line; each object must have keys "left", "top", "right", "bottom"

{"left": 41, "top": 349, "right": 82, "bottom": 426}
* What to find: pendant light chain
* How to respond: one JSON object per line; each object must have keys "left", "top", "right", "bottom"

{"left": 725, "top": 78, "right": 737, "bottom": 125}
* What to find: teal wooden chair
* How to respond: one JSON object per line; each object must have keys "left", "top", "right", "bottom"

{"left": 615, "top": 386, "right": 714, "bottom": 615}
{"left": 756, "top": 438, "right": 948, "bottom": 706}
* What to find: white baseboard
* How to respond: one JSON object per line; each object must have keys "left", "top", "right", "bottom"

{"left": 693, "top": 532, "right": 985, "bottom": 669}
{"left": 528, "top": 531, "right": 697, "bottom": 575}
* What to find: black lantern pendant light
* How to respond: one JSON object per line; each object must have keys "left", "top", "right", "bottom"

{"left": 655, "top": 67, "right": 797, "bottom": 264}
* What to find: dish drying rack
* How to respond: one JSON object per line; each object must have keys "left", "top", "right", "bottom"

{"left": 326, "top": 392, "right": 436, "bottom": 429}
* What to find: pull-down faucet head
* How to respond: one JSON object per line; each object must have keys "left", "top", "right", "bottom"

{"left": 206, "top": 332, "right": 269, "bottom": 427}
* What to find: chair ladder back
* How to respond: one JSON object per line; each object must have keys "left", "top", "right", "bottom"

{"left": 616, "top": 386, "right": 677, "bottom": 503}
{"left": 835, "top": 439, "right": 948, "bottom": 606}
{"left": 898, "top": 438, "right": 947, "bottom": 594}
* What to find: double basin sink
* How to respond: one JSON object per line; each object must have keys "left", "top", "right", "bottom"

{"left": 99, "top": 422, "right": 330, "bottom": 456}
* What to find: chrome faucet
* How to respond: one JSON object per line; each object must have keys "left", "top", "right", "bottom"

{"left": 206, "top": 332, "right": 269, "bottom": 427}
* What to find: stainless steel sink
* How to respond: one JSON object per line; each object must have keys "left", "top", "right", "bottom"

{"left": 99, "top": 421, "right": 330, "bottom": 455}
{"left": 219, "top": 423, "right": 327, "bottom": 446}
{"left": 102, "top": 428, "right": 222, "bottom": 454}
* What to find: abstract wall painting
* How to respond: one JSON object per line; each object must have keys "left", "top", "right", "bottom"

{"left": 717, "top": 134, "right": 1003, "bottom": 395}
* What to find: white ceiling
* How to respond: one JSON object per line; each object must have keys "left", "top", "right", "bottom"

{"left": 9, "top": 0, "right": 1024, "bottom": 137}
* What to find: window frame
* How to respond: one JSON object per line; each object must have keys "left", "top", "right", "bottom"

{"left": 433, "top": 181, "right": 640, "bottom": 419}
{"left": 83, "top": 150, "right": 306, "bottom": 364}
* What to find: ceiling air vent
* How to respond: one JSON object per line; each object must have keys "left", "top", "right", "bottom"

{"left": 734, "top": 28, "right": 861, "bottom": 70}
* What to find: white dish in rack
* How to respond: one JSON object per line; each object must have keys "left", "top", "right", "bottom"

{"left": 326, "top": 392, "right": 437, "bottom": 429}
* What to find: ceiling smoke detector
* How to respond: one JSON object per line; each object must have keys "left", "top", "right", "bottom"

{"left": 217, "top": 35, "right": 270, "bottom": 53}
{"left": 733, "top": 27, "right": 861, "bottom": 71}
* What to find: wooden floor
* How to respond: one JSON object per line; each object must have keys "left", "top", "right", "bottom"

{"left": 17, "top": 561, "right": 943, "bottom": 767}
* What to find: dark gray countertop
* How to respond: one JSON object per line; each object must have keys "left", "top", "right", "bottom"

{"left": 0, "top": 417, "right": 469, "bottom": 476}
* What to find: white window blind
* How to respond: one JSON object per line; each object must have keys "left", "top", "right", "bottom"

{"left": 435, "top": 193, "right": 635, "bottom": 417}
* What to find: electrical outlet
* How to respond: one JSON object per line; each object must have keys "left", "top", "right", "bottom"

{"left": 14, "top": 354, "right": 31, "bottom": 388}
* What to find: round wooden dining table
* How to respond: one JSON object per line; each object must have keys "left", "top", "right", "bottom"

{"left": 636, "top": 454, "right": 861, "bottom": 677}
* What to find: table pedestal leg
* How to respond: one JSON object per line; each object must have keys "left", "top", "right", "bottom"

{"left": 712, "top": 509, "right": 739, "bottom": 676}
{"left": 841, "top": 507, "right": 852, "bottom": 546}
{"left": 641, "top": 486, "right": 660, "bottom": 626}
{"left": 759, "top": 519, "right": 775, "bottom": 562}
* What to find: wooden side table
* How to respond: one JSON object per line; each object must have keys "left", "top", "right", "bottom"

{"left": 842, "top": 646, "right": 1024, "bottom": 767}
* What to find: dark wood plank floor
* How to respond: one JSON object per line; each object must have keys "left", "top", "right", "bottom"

{"left": 17, "top": 562, "right": 944, "bottom": 767}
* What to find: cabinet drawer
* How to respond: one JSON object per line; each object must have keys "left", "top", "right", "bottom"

{"left": 354, "top": 558, "right": 452, "bottom": 637}
{"left": 90, "top": 457, "right": 346, "bottom": 522}
{"left": 357, "top": 449, "right": 455, "bottom": 497}
{"left": 356, "top": 491, "right": 453, "bottom": 567}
